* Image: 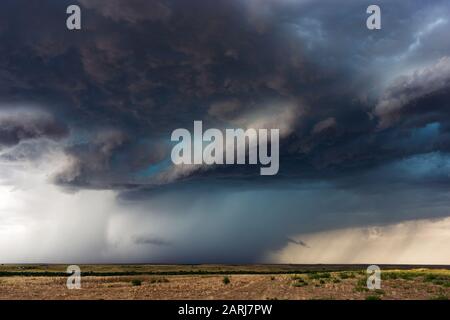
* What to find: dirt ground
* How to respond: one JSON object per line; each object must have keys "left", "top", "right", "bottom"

{"left": 0, "top": 272, "right": 449, "bottom": 300}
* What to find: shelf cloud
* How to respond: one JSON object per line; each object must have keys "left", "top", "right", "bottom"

{"left": 1, "top": 0, "right": 450, "bottom": 263}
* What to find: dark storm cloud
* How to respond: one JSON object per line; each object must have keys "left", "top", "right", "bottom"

{"left": 79, "top": 0, "right": 172, "bottom": 24}
{"left": 0, "top": 109, "right": 68, "bottom": 147}
{"left": 54, "top": 129, "right": 128, "bottom": 187}
{"left": 375, "top": 57, "right": 450, "bottom": 129}
{"left": 1, "top": 0, "right": 449, "bottom": 187}
{"left": 1, "top": 0, "right": 449, "bottom": 186}
{"left": 2, "top": 0, "right": 450, "bottom": 262}
{"left": 133, "top": 235, "right": 172, "bottom": 246}
{"left": 114, "top": 173, "right": 450, "bottom": 263}
{"left": 287, "top": 238, "right": 310, "bottom": 248}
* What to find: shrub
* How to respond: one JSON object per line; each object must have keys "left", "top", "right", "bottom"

{"left": 339, "top": 272, "right": 356, "bottom": 279}
{"left": 354, "top": 278, "right": 369, "bottom": 292}
{"left": 223, "top": 276, "right": 230, "bottom": 285}
{"left": 308, "top": 272, "right": 331, "bottom": 280}
{"left": 422, "top": 273, "right": 450, "bottom": 287}
{"left": 131, "top": 279, "right": 142, "bottom": 286}
{"left": 292, "top": 278, "right": 308, "bottom": 287}
{"left": 384, "top": 271, "right": 416, "bottom": 280}
{"left": 366, "top": 295, "right": 381, "bottom": 300}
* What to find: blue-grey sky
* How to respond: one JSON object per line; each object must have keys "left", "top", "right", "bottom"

{"left": 1, "top": 0, "right": 450, "bottom": 263}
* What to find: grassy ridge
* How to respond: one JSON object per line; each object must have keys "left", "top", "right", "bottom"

{"left": 0, "top": 264, "right": 449, "bottom": 277}
{"left": 0, "top": 264, "right": 364, "bottom": 276}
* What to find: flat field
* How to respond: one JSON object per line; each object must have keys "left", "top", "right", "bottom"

{"left": 0, "top": 264, "right": 449, "bottom": 300}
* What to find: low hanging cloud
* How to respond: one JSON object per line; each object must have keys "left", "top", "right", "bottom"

{"left": 311, "top": 117, "right": 337, "bottom": 135}
{"left": 133, "top": 235, "right": 172, "bottom": 246}
{"left": 79, "top": 0, "right": 172, "bottom": 24}
{"left": 286, "top": 238, "right": 310, "bottom": 248}
{"left": 0, "top": 108, "right": 68, "bottom": 148}
{"left": 54, "top": 129, "right": 128, "bottom": 188}
{"left": 375, "top": 56, "right": 450, "bottom": 128}
{"left": 155, "top": 100, "right": 304, "bottom": 184}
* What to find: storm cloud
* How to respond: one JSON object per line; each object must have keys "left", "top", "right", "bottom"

{"left": 1, "top": 0, "right": 450, "bottom": 263}
{"left": 0, "top": 108, "right": 67, "bottom": 147}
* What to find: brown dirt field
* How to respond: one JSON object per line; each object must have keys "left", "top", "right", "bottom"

{"left": 0, "top": 273, "right": 449, "bottom": 300}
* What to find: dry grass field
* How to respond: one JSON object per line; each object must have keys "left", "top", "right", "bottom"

{"left": 0, "top": 265, "right": 449, "bottom": 300}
